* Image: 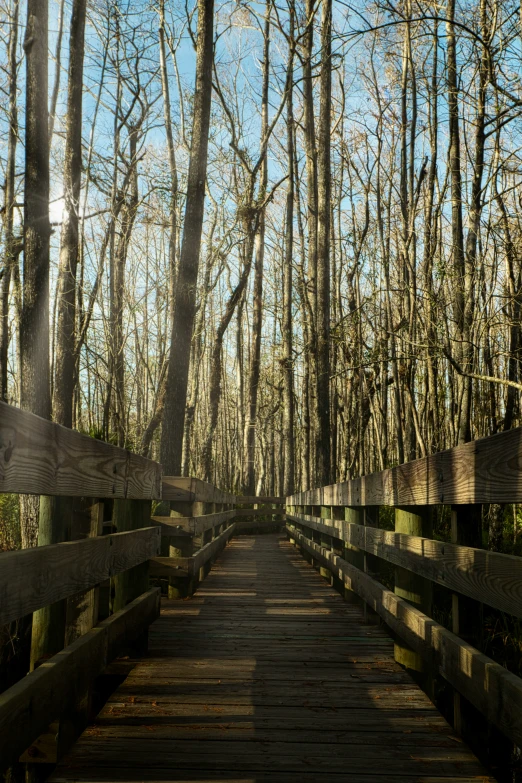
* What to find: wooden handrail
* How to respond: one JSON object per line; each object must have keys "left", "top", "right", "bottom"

{"left": 288, "top": 425, "right": 522, "bottom": 506}
{"left": 0, "top": 401, "right": 161, "bottom": 499}
{"left": 0, "top": 526, "right": 161, "bottom": 627}
{"left": 237, "top": 495, "right": 285, "bottom": 504}
{"left": 288, "top": 524, "right": 522, "bottom": 750}
{"left": 286, "top": 429, "right": 522, "bottom": 758}
{"left": 152, "top": 509, "right": 235, "bottom": 535}
{"left": 287, "top": 511, "right": 522, "bottom": 618}
{"left": 0, "top": 588, "right": 160, "bottom": 772}
{"left": 0, "top": 400, "right": 239, "bottom": 771}
{"left": 150, "top": 522, "right": 236, "bottom": 579}
{"left": 162, "top": 476, "right": 236, "bottom": 504}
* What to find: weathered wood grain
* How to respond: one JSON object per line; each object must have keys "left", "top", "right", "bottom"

{"left": 149, "top": 557, "right": 189, "bottom": 578}
{"left": 162, "top": 477, "right": 235, "bottom": 505}
{"left": 288, "top": 425, "right": 522, "bottom": 506}
{"left": 0, "top": 401, "right": 162, "bottom": 499}
{"left": 288, "top": 512, "right": 522, "bottom": 617}
{"left": 234, "top": 508, "right": 285, "bottom": 517}
{"left": 190, "top": 523, "right": 236, "bottom": 575}
{"left": 152, "top": 509, "right": 235, "bottom": 535}
{"left": 151, "top": 524, "right": 193, "bottom": 539}
{"left": 0, "top": 588, "right": 160, "bottom": 774}
{"left": 49, "top": 534, "right": 490, "bottom": 783}
{"left": 0, "top": 526, "right": 161, "bottom": 626}
{"left": 238, "top": 496, "right": 285, "bottom": 504}
{"left": 288, "top": 524, "right": 522, "bottom": 748}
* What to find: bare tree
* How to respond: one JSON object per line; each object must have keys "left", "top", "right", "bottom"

{"left": 161, "top": 0, "right": 214, "bottom": 476}
{"left": 54, "top": 0, "right": 87, "bottom": 427}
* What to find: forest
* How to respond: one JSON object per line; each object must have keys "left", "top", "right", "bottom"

{"left": 1, "top": 0, "right": 522, "bottom": 554}
{"left": 1, "top": 1, "right": 522, "bottom": 781}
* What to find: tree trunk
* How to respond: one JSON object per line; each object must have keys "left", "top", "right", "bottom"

{"left": 0, "top": 0, "right": 20, "bottom": 403}
{"left": 159, "top": 0, "right": 179, "bottom": 326}
{"left": 161, "top": 0, "right": 214, "bottom": 475}
{"left": 282, "top": 4, "right": 295, "bottom": 497}
{"left": 20, "top": 0, "right": 51, "bottom": 551}
{"left": 446, "top": 0, "right": 470, "bottom": 444}
{"left": 181, "top": 214, "right": 218, "bottom": 474}
{"left": 112, "top": 127, "right": 140, "bottom": 447}
{"left": 242, "top": 1, "right": 270, "bottom": 495}
{"left": 302, "top": 0, "right": 318, "bottom": 481}
{"left": 48, "top": 0, "right": 65, "bottom": 141}
{"left": 201, "top": 234, "right": 255, "bottom": 482}
{"left": 315, "top": 0, "right": 332, "bottom": 485}
{"left": 54, "top": 0, "right": 87, "bottom": 427}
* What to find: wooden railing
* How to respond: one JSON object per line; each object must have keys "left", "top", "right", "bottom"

{"left": 149, "top": 477, "right": 237, "bottom": 595}
{"left": 234, "top": 495, "right": 286, "bottom": 533}
{"left": 0, "top": 401, "right": 237, "bottom": 772}
{"left": 285, "top": 425, "right": 522, "bottom": 755}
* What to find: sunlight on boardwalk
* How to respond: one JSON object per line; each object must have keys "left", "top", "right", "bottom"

{"left": 50, "top": 535, "right": 493, "bottom": 782}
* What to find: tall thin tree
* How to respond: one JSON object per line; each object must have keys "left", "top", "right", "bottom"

{"left": 315, "top": 0, "right": 332, "bottom": 484}
{"left": 54, "top": 0, "right": 87, "bottom": 427}
{"left": 161, "top": 0, "right": 214, "bottom": 475}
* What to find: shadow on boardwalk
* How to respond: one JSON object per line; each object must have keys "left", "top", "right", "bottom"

{"left": 50, "top": 534, "right": 494, "bottom": 783}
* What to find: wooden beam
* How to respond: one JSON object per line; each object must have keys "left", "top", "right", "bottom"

{"left": 288, "top": 425, "right": 522, "bottom": 507}
{"left": 149, "top": 557, "right": 189, "bottom": 578}
{"left": 234, "top": 508, "right": 285, "bottom": 517}
{"left": 287, "top": 524, "right": 522, "bottom": 749}
{"left": 189, "top": 523, "right": 235, "bottom": 575}
{"left": 393, "top": 507, "right": 433, "bottom": 674}
{"left": 237, "top": 496, "right": 285, "bottom": 504}
{"left": 0, "top": 588, "right": 160, "bottom": 774}
{"left": 112, "top": 501, "right": 153, "bottom": 615}
{"left": 162, "top": 476, "right": 235, "bottom": 505}
{"left": 0, "top": 526, "right": 161, "bottom": 626}
{"left": 151, "top": 522, "right": 193, "bottom": 538}
{"left": 287, "top": 512, "right": 522, "bottom": 618}
{"left": 151, "top": 509, "right": 235, "bottom": 535}
{"left": 0, "top": 401, "right": 162, "bottom": 499}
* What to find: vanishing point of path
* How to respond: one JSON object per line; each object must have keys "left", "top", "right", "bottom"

{"left": 51, "top": 534, "right": 493, "bottom": 782}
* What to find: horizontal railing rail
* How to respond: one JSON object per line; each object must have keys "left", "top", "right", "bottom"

{"left": 0, "top": 401, "right": 162, "bottom": 499}
{"left": 288, "top": 425, "right": 522, "bottom": 507}
{"left": 0, "top": 526, "right": 161, "bottom": 627}
{"left": 0, "top": 401, "right": 238, "bottom": 772}
{"left": 286, "top": 511, "right": 522, "bottom": 618}
{"left": 287, "top": 526, "right": 522, "bottom": 748}
{"left": 152, "top": 508, "right": 236, "bottom": 535}
{"left": 285, "top": 424, "right": 522, "bottom": 761}
{"left": 0, "top": 589, "right": 160, "bottom": 771}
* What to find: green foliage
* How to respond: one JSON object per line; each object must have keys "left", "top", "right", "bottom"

{"left": 0, "top": 493, "right": 20, "bottom": 551}
{"left": 501, "top": 505, "right": 522, "bottom": 557}
{"left": 378, "top": 505, "right": 394, "bottom": 531}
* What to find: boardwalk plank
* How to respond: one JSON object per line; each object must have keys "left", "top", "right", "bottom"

{"left": 51, "top": 534, "right": 494, "bottom": 782}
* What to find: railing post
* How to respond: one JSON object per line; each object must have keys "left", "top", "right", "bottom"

{"left": 200, "top": 501, "right": 215, "bottom": 580}
{"left": 343, "top": 506, "right": 364, "bottom": 605}
{"left": 60, "top": 499, "right": 104, "bottom": 753}
{"left": 450, "top": 505, "right": 482, "bottom": 735}
{"left": 30, "top": 496, "right": 72, "bottom": 670}
{"left": 394, "top": 506, "right": 433, "bottom": 674}
{"left": 330, "top": 506, "right": 346, "bottom": 594}
{"left": 304, "top": 504, "right": 315, "bottom": 565}
{"left": 318, "top": 506, "right": 333, "bottom": 584}
{"left": 167, "top": 499, "right": 196, "bottom": 598}
{"left": 23, "top": 498, "right": 104, "bottom": 767}
{"left": 287, "top": 503, "right": 296, "bottom": 543}
{"left": 65, "top": 500, "right": 104, "bottom": 643}
{"left": 112, "top": 499, "right": 151, "bottom": 614}
{"left": 362, "top": 506, "right": 381, "bottom": 624}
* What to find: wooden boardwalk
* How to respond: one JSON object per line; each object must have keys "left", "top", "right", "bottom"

{"left": 51, "top": 534, "right": 493, "bottom": 782}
